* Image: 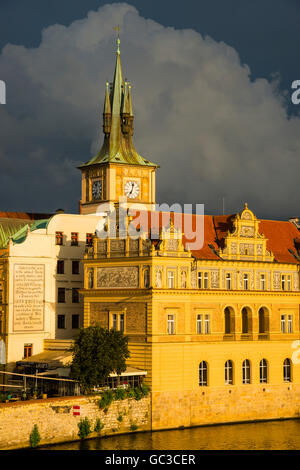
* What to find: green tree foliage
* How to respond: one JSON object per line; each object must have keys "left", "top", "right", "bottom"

{"left": 30, "top": 424, "right": 41, "bottom": 448}
{"left": 70, "top": 326, "right": 130, "bottom": 392}
{"left": 78, "top": 417, "right": 92, "bottom": 440}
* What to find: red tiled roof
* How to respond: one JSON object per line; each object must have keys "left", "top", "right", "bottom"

{"left": 130, "top": 210, "right": 300, "bottom": 264}
{"left": 259, "top": 220, "right": 299, "bottom": 264}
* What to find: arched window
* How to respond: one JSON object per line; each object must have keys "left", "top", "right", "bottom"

{"left": 260, "top": 359, "right": 268, "bottom": 383}
{"left": 224, "top": 307, "right": 234, "bottom": 334}
{"left": 242, "top": 308, "right": 248, "bottom": 334}
{"left": 259, "top": 307, "right": 269, "bottom": 334}
{"left": 225, "top": 360, "right": 233, "bottom": 385}
{"left": 283, "top": 358, "right": 292, "bottom": 382}
{"left": 242, "top": 359, "right": 251, "bottom": 384}
{"left": 199, "top": 361, "right": 208, "bottom": 386}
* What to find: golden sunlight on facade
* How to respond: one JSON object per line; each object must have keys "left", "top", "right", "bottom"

{"left": 0, "top": 37, "right": 300, "bottom": 429}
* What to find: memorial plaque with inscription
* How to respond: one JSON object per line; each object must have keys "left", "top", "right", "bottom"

{"left": 13, "top": 264, "right": 45, "bottom": 332}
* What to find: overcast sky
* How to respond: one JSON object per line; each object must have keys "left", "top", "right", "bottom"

{"left": 0, "top": 0, "right": 300, "bottom": 219}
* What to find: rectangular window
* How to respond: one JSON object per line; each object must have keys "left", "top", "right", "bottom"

{"left": 72, "top": 314, "right": 79, "bottom": 329}
{"left": 167, "top": 314, "right": 175, "bottom": 335}
{"left": 112, "top": 314, "right": 118, "bottom": 331}
{"left": 110, "top": 313, "right": 125, "bottom": 332}
{"left": 86, "top": 233, "right": 93, "bottom": 246}
{"left": 287, "top": 275, "right": 291, "bottom": 291}
{"left": 24, "top": 344, "right": 33, "bottom": 358}
{"left": 57, "top": 287, "right": 65, "bottom": 303}
{"left": 57, "top": 260, "right": 64, "bottom": 274}
{"left": 119, "top": 314, "right": 124, "bottom": 333}
{"left": 243, "top": 274, "right": 249, "bottom": 290}
{"left": 226, "top": 273, "right": 231, "bottom": 290}
{"left": 260, "top": 274, "right": 266, "bottom": 290}
{"left": 203, "top": 272, "right": 209, "bottom": 289}
{"left": 55, "top": 231, "right": 63, "bottom": 246}
{"left": 168, "top": 271, "right": 175, "bottom": 289}
{"left": 57, "top": 315, "right": 65, "bottom": 329}
{"left": 197, "top": 314, "right": 202, "bottom": 334}
{"left": 281, "top": 275, "right": 286, "bottom": 291}
{"left": 204, "top": 315, "right": 210, "bottom": 334}
{"left": 288, "top": 315, "right": 293, "bottom": 333}
{"left": 281, "top": 314, "right": 286, "bottom": 333}
{"left": 197, "top": 272, "right": 202, "bottom": 289}
{"left": 71, "top": 232, "right": 79, "bottom": 246}
{"left": 72, "top": 260, "right": 80, "bottom": 275}
{"left": 72, "top": 288, "right": 79, "bottom": 304}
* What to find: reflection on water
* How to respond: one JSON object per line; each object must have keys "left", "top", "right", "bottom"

{"left": 40, "top": 419, "right": 300, "bottom": 450}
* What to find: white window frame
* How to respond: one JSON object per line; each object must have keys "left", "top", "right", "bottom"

{"left": 243, "top": 273, "right": 249, "bottom": 290}
{"left": 260, "top": 274, "right": 266, "bottom": 291}
{"left": 197, "top": 272, "right": 202, "bottom": 289}
{"left": 242, "top": 359, "right": 251, "bottom": 384}
{"left": 281, "top": 314, "right": 286, "bottom": 334}
{"left": 199, "top": 361, "right": 208, "bottom": 386}
{"left": 283, "top": 359, "right": 292, "bottom": 382}
{"left": 204, "top": 315, "right": 210, "bottom": 334}
{"left": 225, "top": 360, "right": 233, "bottom": 385}
{"left": 168, "top": 270, "right": 175, "bottom": 289}
{"left": 288, "top": 315, "right": 293, "bottom": 333}
{"left": 167, "top": 314, "right": 175, "bottom": 335}
{"left": 260, "top": 359, "right": 268, "bottom": 384}
{"left": 226, "top": 273, "right": 231, "bottom": 290}
{"left": 203, "top": 272, "right": 209, "bottom": 289}
{"left": 197, "top": 314, "right": 202, "bottom": 334}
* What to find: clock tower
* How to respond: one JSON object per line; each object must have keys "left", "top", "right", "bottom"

{"left": 78, "top": 38, "right": 158, "bottom": 215}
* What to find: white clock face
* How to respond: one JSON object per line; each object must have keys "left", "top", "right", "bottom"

{"left": 92, "top": 180, "right": 102, "bottom": 200}
{"left": 124, "top": 181, "right": 140, "bottom": 199}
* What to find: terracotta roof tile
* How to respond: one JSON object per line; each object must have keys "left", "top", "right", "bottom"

{"left": 130, "top": 210, "right": 300, "bottom": 264}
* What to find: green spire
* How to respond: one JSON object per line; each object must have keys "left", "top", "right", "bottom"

{"left": 78, "top": 37, "right": 158, "bottom": 169}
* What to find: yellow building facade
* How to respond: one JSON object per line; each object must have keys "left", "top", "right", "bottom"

{"left": 80, "top": 41, "right": 300, "bottom": 429}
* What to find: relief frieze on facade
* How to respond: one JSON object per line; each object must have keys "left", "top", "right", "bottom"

{"left": 294, "top": 273, "right": 299, "bottom": 291}
{"left": 190, "top": 268, "right": 197, "bottom": 289}
{"left": 129, "top": 239, "right": 139, "bottom": 256}
{"left": 166, "top": 239, "right": 179, "bottom": 252}
{"left": 97, "top": 266, "right": 139, "bottom": 288}
{"left": 231, "top": 243, "right": 237, "bottom": 254}
{"left": 110, "top": 239, "right": 126, "bottom": 256}
{"left": 240, "top": 226, "right": 255, "bottom": 237}
{"left": 273, "top": 272, "right": 281, "bottom": 290}
{"left": 240, "top": 243, "right": 254, "bottom": 255}
{"left": 211, "top": 270, "right": 219, "bottom": 289}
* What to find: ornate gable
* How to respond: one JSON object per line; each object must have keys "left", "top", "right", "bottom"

{"left": 157, "top": 220, "right": 191, "bottom": 258}
{"left": 219, "top": 203, "right": 274, "bottom": 262}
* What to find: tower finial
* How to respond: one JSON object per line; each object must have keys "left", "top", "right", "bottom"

{"left": 114, "top": 25, "right": 121, "bottom": 54}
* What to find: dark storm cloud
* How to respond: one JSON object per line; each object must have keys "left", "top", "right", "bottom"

{"left": 0, "top": 3, "right": 300, "bottom": 218}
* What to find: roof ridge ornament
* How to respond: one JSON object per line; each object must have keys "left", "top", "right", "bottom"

{"left": 114, "top": 25, "right": 121, "bottom": 54}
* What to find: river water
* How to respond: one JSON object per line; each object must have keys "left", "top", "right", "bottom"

{"left": 40, "top": 419, "right": 300, "bottom": 450}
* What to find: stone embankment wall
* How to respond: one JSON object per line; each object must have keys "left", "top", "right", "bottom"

{"left": 152, "top": 384, "right": 300, "bottom": 429}
{"left": 0, "top": 395, "right": 150, "bottom": 450}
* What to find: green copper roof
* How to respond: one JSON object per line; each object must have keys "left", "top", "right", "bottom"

{"left": 79, "top": 41, "right": 158, "bottom": 169}
{"left": 0, "top": 217, "right": 51, "bottom": 249}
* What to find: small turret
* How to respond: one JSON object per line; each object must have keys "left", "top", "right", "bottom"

{"left": 128, "top": 83, "right": 134, "bottom": 136}
{"left": 121, "top": 81, "right": 130, "bottom": 135}
{"left": 103, "top": 81, "right": 112, "bottom": 136}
